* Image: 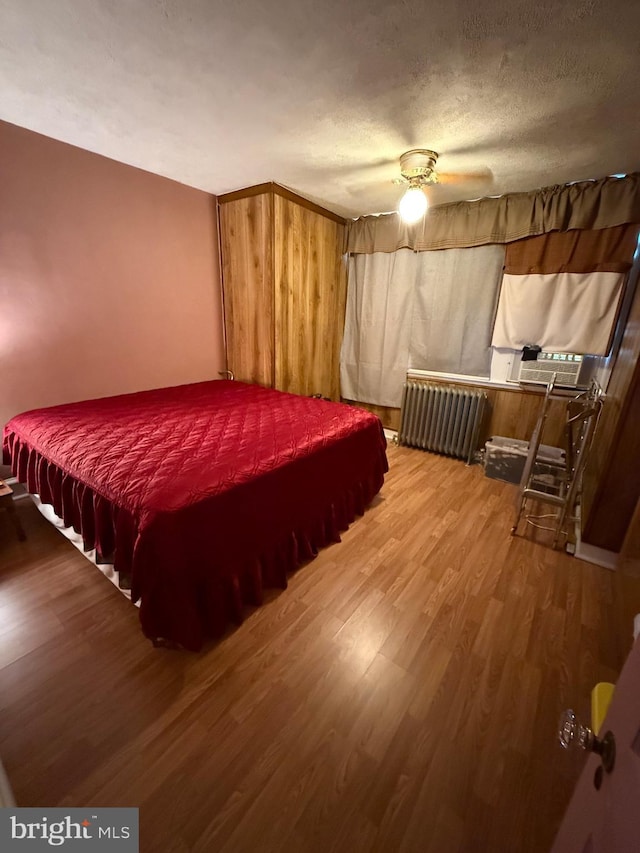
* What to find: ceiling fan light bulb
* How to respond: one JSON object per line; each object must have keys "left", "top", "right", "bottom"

{"left": 399, "top": 186, "right": 428, "bottom": 223}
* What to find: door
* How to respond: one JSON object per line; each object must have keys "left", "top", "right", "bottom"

{"left": 552, "top": 635, "right": 640, "bottom": 852}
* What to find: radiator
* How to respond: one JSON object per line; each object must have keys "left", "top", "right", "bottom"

{"left": 398, "top": 382, "right": 487, "bottom": 463}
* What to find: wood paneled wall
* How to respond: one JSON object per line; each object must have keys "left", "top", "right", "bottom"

{"left": 345, "top": 401, "right": 402, "bottom": 432}
{"left": 481, "top": 385, "right": 567, "bottom": 448}
{"left": 345, "top": 380, "right": 568, "bottom": 449}
{"left": 219, "top": 194, "right": 274, "bottom": 386}
{"left": 620, "top": 498, "right": 640, "bottom": 575}
{"left": 274, "top": 196, "right": 347, "bottom": 400}
{"left": 582, "top": 278, "right": 640, "bottom": 551}
{"left": 218, "top": 184, "right": 346, "bottom": 400}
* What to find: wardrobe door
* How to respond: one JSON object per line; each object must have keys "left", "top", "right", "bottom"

{"left": 274, "top": 194, "right": 346, "bottom": 400}
{"left": 219, "top": 193, "right": 274, "bottom": 387}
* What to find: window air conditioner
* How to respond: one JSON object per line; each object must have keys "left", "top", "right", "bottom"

{"left": 509, "top": 351, "right": 596, "bottom": 389}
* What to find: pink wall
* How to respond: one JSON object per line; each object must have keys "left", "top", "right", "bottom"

{"left": 0, "top": 119, "right": 226, "bottom": 430}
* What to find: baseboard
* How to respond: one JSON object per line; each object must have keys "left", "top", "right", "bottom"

{"left": 383, "top": 428, "right": 398, "bottom": 442}
{"left": 572, "top": 500, "right": 619, "bottom": 570}
{"left": 574, "top": 535, "right": 619, "bottom": 571}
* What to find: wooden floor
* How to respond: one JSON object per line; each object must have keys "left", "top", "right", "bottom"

{"left": 1, "top": 445, "right": 638, "bottom": 852}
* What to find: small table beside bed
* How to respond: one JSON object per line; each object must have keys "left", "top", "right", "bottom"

{"left": 2, "top": 380, "right": 388, "bottom": 650}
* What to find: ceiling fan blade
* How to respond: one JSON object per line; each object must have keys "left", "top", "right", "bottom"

{"left": 324, "top": 157, "right": 397, "bottom": 180}
{"left": 341, "top": 160, "right": 401, "bottom": 192}
{"left": 437, "top": 168, "right": 494, "bottom": 186}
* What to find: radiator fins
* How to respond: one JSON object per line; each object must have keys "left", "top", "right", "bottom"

{"left": 398, "top": 382, "right": 486, "bottom": 463}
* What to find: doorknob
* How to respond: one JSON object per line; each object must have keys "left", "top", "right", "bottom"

{"left": 558, "top": 709, "right": 616, "bottom": 773}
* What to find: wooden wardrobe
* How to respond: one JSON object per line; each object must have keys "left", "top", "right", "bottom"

{"left": 218, "top": 183, "right": 347, "bottom": 401}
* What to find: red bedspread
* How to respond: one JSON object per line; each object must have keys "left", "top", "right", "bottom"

{"left": 3, "top": 381, "right": 387, "bottom": 650}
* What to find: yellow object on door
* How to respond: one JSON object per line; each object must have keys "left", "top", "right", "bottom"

{"left": 591, "top": 682, "right": 615, "bottom": 736}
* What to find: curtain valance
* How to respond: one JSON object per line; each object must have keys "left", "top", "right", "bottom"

{"left": 346, "top": 173, "right": 640, "bottom": 254}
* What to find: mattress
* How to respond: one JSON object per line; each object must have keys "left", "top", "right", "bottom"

{"left": 3, "top": 380, "right": 387, "bottom": 650}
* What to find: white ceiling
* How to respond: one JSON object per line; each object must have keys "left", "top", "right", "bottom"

{"left": 1, "top": 0, "right": 638, "bottom": 218}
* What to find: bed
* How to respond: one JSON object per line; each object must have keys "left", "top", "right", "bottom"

{"left": 2, "top": 380, "right": 388, "bottom": 650}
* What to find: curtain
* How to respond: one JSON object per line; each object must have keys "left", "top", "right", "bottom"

{"left": 410, "top": 245, "right": 505, "bottom": 376}
{"left": 492, "top": 224, "right": 639, "bottom": 355}
{"left": 346, "top": 173, "right": 640, "bottom": 254}
{"left": 340, "top": 250, "right": 416, "bottom": 408}
{"left": 340, "top": 245, "right": 505, "bottom": 407}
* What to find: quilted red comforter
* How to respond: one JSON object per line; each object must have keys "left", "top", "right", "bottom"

{"left": 3, "top": 381, "right": 387, "bottom": 650}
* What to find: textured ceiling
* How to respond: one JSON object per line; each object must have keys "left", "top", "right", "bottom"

{"left": 0, "top": 0, "right": 638, "bottom": 218}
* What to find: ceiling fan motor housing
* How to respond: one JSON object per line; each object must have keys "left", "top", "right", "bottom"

{"left": 399, "top": 149, "right": 439, "bottom": 183}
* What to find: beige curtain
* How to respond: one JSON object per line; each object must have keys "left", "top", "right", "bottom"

{"left": 347, "top": 173, "right": 640, "bottom": 254}
{"left": 340, "top": 251, "right": 416, "bottom": 408}
{"left": 340, "top": 245, "right": 505, "bottom": 407}
{"left": 409, "top": 244, "right": 505, "bottom": 376}
{"left": 491, "top": 224, "right": 639, "bottom": 355}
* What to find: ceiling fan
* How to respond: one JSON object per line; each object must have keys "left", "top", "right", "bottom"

{"left": 394, "top": 149, "right": 441, "bottom": 185}
{"left": 394, "top": 148, "right": 490, "bottom": 222}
